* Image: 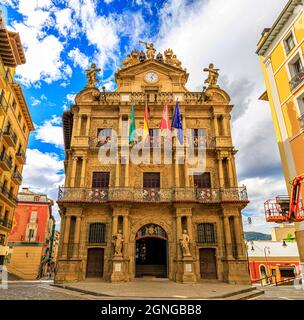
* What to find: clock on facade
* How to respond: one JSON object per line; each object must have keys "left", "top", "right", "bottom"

{"left": 145, "top": 71, "right": 158, "bottom": 83}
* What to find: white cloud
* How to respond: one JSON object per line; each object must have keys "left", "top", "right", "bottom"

{"left": 34, "top": 115, "right": 64, "bottom": 148}
{"left": 156, "top": 0, "right": 288, "bottom": 234}
{"left": 21, "top": 148, "right": 65, "bottom": 227}
{"left": 30, "top": 96, "right": 41, "bottom": 106}
{"left": 66, "top": 93, "right": 76, "bottom": 103}
{"left": 104, "top": 0, "right": 114, "bottom": 4}
{"left": 68, "top": 48, "right": 90, "bottom": 70}
{"left": 55, "top": 7, "right": 79, "bottom": 38}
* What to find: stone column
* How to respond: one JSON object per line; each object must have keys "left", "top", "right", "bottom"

{"left": 112, "top": 215, "right": 118, "bottom": 235}
{"left": 80, "top": 157, "right": 87, "bottom": 187}
{"left": 175, "top": 156, "right": 180, "bottom": 188}
{"left": 227, "top": 157, "right": 234, "bottom": 188}
{"left": 234, "top": 216, "right": 246, "bottom": 259}
{"left": 70, "top": 157, "right": 78, "bottom": 187}
{"left": 85, "top": 116, "right": 91, "bottom": 136}
{"left": 222, "top": 115, "right": 229, "bottom": 136}
{"left": 123, "top": 212, "right": 129, "bottom": 257}
{"left": 125, "top": 161, "right": 129, "bottom": 187}
{"left": 218, "top": 157, "right": 224, "bottom": 188}
{"left": 182, "top": 111, "right": 190, "bottom": 187}
{"left": 62, "top": 216, "right": 71, "bottom": 258}
{"left": 213, "top": 115, "right": 219, "bottom": 136}
{"left": 77, "top": 115, "right": 82, "bottom": 136}
{"left": 73, "top": 216, "right": 81, "bottom": 258}
{"left": 186, "top": 215, "right": 193, "bottom": 241}
{"left": 224, "top": 216, "right": 233, "bottom": 259}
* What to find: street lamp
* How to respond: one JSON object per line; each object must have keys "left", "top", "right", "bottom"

{"left": 282, "top": 240, "right": 287, "bottom": 247}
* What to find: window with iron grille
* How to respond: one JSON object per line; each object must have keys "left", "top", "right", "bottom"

{"left": 89, "top": 223, "right": 106, "bottom": 243}
{"left": 143, "top": 172, "right": 160, "bottom": 188}
{"left": 197, "top": 223, "right": 216, "bottom": 243}
{"left": 92, "top": 172, "right": 110, "bottom": 188}
{"left": 194, "top": 173, "right": 211, "bottom": 188}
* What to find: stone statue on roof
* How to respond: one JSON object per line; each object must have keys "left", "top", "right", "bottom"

{"left": 139, "top": 40, "right": 156, "bottom": 59}
{"left": 203, "top": 63, "right": 220, "bottom": 87}
{"left": 85, "top": 63, "right": 101, "bottom": 88}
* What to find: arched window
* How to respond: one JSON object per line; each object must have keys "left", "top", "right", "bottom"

{"left": 89, "top": 223, "right": 106, "bottom": 243}
{"left": 260, "top": 265, "right": 267, "bottom": 278}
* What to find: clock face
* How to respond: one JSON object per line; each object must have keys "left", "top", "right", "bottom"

{"left": 145, "top": 71, "right": 158, "bottom": 83}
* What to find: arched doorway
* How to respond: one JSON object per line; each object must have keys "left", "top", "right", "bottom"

{"left": 135, "top": 224, "right": 168, "bottom": 278}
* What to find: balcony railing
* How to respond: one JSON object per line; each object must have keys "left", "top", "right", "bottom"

{"left": 0, "top": 182, "right": 17, "bottom": 204}
{"left": 58, "top": 186, "right": 248, "bottom": 203}
{"left": 12, "top": 170, "right": 22, "bottom": 184}
{"left": 0, "top": 152, "right": 12, "bottom": 171}
{"left": 299, "top": 113, "right": 304, "bottom": 130}
{"left": 16, "top": 150, "right": 26, "bottom": 164}
{"left": 3, "top": 127, "right": 17, "bottom": 146}
{"left": 289, "top": 69, "right": 304, "bottom": 91}
{"left": 0, "top": 92, "right": 8, "bottom": 114}
{"left": 0, "top": 216, "right": 12, "bottom": 229}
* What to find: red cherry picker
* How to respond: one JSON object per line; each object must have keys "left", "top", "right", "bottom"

{"left": 264, "top": 175, "right": 304, "bottom": 223}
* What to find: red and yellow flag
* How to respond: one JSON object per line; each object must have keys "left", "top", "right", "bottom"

{"left": 143, "top": 101, "right": 149, "bottom": 143}
{"left": 160, "top": 103, "right": 171, "bottom": 140}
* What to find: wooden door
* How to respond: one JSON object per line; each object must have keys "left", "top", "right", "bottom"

{"left": 86, "top": 248, "right": 104, "bottom": 278}
{"left": 200, "top": 248, "right": 217, "bottom": 279}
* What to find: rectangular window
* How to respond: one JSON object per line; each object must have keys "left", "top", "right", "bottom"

{"left": 194, "top": 173, "right": 211, "bottom": 188}
{"left": 30, "top": 211, "right": 37, "bottom": 223}
{"left": 197, "top": 223, "right": 216, "bottom": 243}
{"left": 97, "top": 128, "right": 112, "bottom": 147}
{"left": 143, "top": 172, "right": 160, "bottom": 188}
{"left": 0, "top": 234, "right": 5, "bottom": 245}
{"left": 28, "top": 229, "right": 35, "bottom": 241}
{"left": 285, "top": 33, "right": 295, "bottom": 54}
{"left": 92, "top": 172, "right": 110, "bottom": 188}
{"left": 293, "top": 58, "right": 303, "bottom": 75}
{"left": 88, "top": 223, "right": 106, "bottom": 243}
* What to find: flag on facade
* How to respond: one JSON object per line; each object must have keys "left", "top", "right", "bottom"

{"left": 143, "top": 101, "right": 149, "bottom": 143}
{"left": 171, "top": 100, "right": 183, "bottom": 144}
{"left": 129, "top": 102, "right": 136, "bottom": 144}
{"left": 159, "top": 103, "right": 171, "bottom": 140}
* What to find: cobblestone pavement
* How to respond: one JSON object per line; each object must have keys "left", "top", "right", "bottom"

{"left": 251, "top": 286, "right": 304, "bottom": 300}
{"left": 0, "top": 282, "right": 90, "bottom": 300}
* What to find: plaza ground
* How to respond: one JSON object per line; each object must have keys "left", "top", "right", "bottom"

{"left": 0, "top": 280, "right": 303, "bottom": 300}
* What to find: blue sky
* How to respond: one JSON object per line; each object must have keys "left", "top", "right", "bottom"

{"left": 1, "top": 0, "right": 291, "bottom": 233}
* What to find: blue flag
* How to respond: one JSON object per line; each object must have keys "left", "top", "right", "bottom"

{"left": 171, "top": 100, "right": 183, "bottom": 144}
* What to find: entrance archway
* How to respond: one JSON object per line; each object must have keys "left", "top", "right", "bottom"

{"left": 135, "top": 224, "right": 168, "bottom": 278}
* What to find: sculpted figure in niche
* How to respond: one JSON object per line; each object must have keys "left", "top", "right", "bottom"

{"left": 203, "top": 63, "right": 220, "bottom": 87}
{"left": 113, "top": 230, "right": 124, "bottom": 256}
{"left": 85, "top": 63, "right": 101, "bottom": 88}
{"left": 180, "top": 230, "right": 191, "bottom": 257}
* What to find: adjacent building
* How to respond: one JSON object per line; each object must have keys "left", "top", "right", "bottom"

{"left": 247, "top": 240, "right": 300, "bottom": 285}
{"left": 6, "top": 188, "right": 55, "bottom": 279}
{"left": 0, "top": 10, "right": 34, "bottom": 266}
{"left": 56, "top": 44, "right": 250, "bottom": 284}
{"left": 256, "top": 0, "right": 304, "bottom": 280}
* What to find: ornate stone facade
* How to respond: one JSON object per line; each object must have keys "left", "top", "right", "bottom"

{"left": 55, "top": 44, "right": 250, "bottom": 284}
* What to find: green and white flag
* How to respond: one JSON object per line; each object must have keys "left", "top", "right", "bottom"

{"left": 129, "top": 102, "right": 136, "bottom": 144}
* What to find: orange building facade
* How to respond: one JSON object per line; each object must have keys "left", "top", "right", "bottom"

{"left": 6, "top": 188, "right": 55, "bottom": 279}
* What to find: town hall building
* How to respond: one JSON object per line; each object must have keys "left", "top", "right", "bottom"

{"left": 55, "top": 43, "right": 250, "bottom": 284}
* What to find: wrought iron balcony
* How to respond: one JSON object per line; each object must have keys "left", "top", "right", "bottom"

{"left": 299, "top": 113, "right": 304, "bottom": 130}
{"left": 12, "top": 170, "right": 22, "bottom": 184}
{"left": 16, "top": 150, "right": 26, "bottom": 164}
{"left": 0, "top": 151, "right": 12, "bottom": 171}
{"left": 58, "top": 186, "right": 248, "bottom": 204}
{"left": 0, "top": 182, "right": 17, "bottom": 205}
{"left": 0, "top": 216, "right": 12, "bottom": 229}
{"left": 290, "top": 69, "right": 304, "bottom": 91}
{"left": 3, "top": 127, "right": 17, "bottom": 147}
{"left": 0, "top": 91, "right": 8, "bottom": 115}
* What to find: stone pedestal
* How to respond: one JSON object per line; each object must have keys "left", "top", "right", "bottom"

{"left": 110, "top": 255, "right": 126, "bottom": 282}
{"left": 180, "top": 256, "right": 196, "bottom": 283}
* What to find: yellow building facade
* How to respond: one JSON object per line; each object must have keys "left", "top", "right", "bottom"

{"left": 0, "top": 11, "right": 34, "bottom": 265}
{"left": 55, "top": 45, "right": 250, "bottom": 285}
{"left": 256, "top": 0, "right": 304, "bottom": 277}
